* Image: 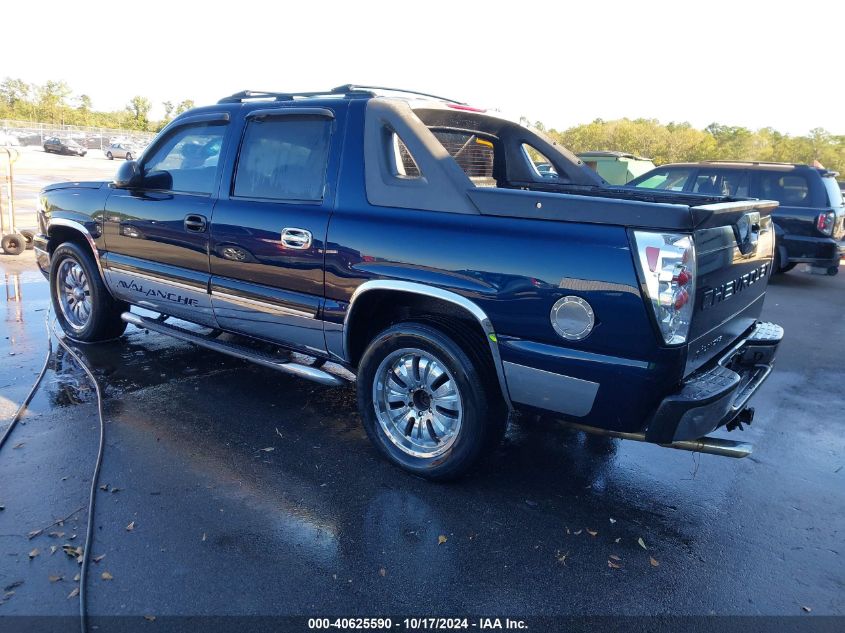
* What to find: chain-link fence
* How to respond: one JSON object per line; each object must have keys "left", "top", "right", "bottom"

{"left": 0, "top": 119, "right": 155, "bottom": 151}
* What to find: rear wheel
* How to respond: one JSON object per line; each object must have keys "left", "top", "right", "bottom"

{"left": 357, "top": 322, "right": 507, "bottom": 481}
{"left": 50, "top": 242, "right": 127, "bottom": 341}
{"left": 772, "top": 248, "right": 795, "bottom": 274}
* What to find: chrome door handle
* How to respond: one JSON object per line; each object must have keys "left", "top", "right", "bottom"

{"left": 280, "top": 227, "right": 312, "bottom": 250}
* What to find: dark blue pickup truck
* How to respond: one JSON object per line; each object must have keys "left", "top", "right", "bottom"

{"left": 33, "top": 86, "right": 784, "bottom": 480}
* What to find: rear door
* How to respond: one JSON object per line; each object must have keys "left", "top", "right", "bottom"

{"left": 101, "top": 113, "right": 230, "bottom": 326}
{"left": 208, "top": 106, "right": 342, "bottom": 354}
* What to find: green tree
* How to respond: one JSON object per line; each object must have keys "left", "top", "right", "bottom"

{"left": 127, "top": 95, "right": 152, "bottom": 129}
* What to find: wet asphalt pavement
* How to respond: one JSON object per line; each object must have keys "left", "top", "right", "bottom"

{"left": 0, "top": 250, "right": 843, "bottom": 627}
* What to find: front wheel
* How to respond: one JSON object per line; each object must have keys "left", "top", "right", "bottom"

{"left": 50, "top": 242, "right": 128, "bottom": 341}
{"left": 106, "top": 152, "right": 113, "bottom": 160}
{"left": 357, "top": 322, "right": 507, "bottom": 481}
{"left": 125, "top": 152, "right": 132, "bottom": 161}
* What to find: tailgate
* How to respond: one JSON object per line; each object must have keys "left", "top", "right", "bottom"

{"left": 685, "top": 200, "right": 777, "bottom": 375}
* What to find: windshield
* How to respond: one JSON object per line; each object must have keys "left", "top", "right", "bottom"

{"left": 629, "top": 168, "right": 693, "bottom": 191}
{"left": 822, "top": 176, "right": 844, "bottom": 208}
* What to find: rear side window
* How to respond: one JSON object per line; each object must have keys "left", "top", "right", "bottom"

{"left": 430, "top": 130, "right": 495, "bottom": 185}
{"left": 822, "top": 176, "right": 843, "bottom": 207}
{"left": 759, "top": 172, "right": 810, "bottom": 206}
{"left": 631, "top": 168, "right": 692, "bottom": 191}
{"left": 692, "top": 170, "right": 749, "bottom": 197}
{"left": 233, "top": 116, "right": 331, "bottom": 202}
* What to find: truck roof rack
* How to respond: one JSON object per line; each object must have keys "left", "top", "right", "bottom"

{"left": 218, "top": 85, "right": 464, "bottom": 105}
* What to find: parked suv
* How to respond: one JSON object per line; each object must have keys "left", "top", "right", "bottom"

{"left": 33, "top": 86, "right": 783, "bottom": 480}
{"left": 628, "top": 162, "right": 845, "bottom": 275}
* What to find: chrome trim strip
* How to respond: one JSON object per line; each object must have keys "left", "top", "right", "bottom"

{"left": 502, "top": 361, "right": 598, "bottom": 417}
{"left": 211, "top": 290, "right": 315, "bottom": 319}
{"left": 48, "top": 218, "right": 108, "bottom": 286}
{"left": 107, "top": 266, "right": 207, "bottom": 294}
{"left": 343, "top": 280, "right": 512, "bottom": 408}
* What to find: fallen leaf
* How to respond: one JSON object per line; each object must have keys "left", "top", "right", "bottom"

{"left": 573, "top": 529, "right": 582, "bottom": 535}
{"left": 609, "top": 518, "right": 617, "bottom": 524}
{"left": 99, "top": 484, "right": 109, "bottom": 492}
{"left": 565, "top": 527, "right": 570, "bottom": 535}
{"left": 802, "top": 606, "right": 811, "bottom": 613}
{"left": 614, "top": 538, "right": 621, "bottom": 544}
{"left": 556, "top": 551, "right": 569, "bottom": 565}
{"left": 259, "top": 447, "right": 275, "bottom": 452}
{"left": 609, "top": 554, "right": 621, "bottom": 561}
{"left": 93, "top": 554, "right": 106, "bottom": 563}
{"left": 437, "top": 535, "right": 447, "bottom": 545}
{"left": 101, "top": 571, "right": 113, "bottom": 581}
{"left": 650, "top": 557, "right": 660, "bottom": 567}
{"left": 275, "top": 427, "right": 284, "bottom": 438}
{"left": 126, "top": 521, "right": 135, "bottom": 532}
{"left": 637, "top": 537, "right": 648, "bottom": 550}
{"left": 608, "top": 560, "right": 622, "bottom": 569}
{"left": 28, "top": 529, "right": 43, "bottom": 539}
{"left": 586, "top": 529, "right": 598, "bottom": 537}
{"left": 50, "top": 546, "right": 57, "bottom": 555}
{"left": 111, "top": 488, "right": 121, "bottom": 493}
{"left": 73, "top": 574, "right": 80, "bottom": 582}
{"left": 144, "top": 615, "right": 156, "bottom": 622}
{"left": 378, "top": 567, "right": 386, "bottom": 577}
{"left": 13, "top": 443, "right": 23, "bottom": 449}
{"left": 201, "top": 533, "right": 207, "bottom": 542}
{"left": 49, "top": 575, "right": 63, "bottom": 583}
{"left": 28, "top": 548, "right": 39, "bottom": 559}
{"left": 67, "top": 587, "right": 79, "bottom": 599}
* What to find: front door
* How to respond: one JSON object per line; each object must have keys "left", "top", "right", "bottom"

{"left": 209, "top": 107, "right": 341, "bottom": 354}
{"left": 101, "top": 114, "right": 230, "bottom": 326}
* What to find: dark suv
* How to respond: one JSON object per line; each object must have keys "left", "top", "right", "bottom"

{"left": 628, "top": 161, "right": 845, "bottom": 275}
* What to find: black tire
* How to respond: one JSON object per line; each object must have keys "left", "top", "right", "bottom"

{"left": 1, "top": 233, "right": 26, "bottom": 256}
{"left": 125, "top": 152, "right": 132, "bottom": 161}
{"left": 50, "top": 242, "right": 128, "bottom": 342}
{"left": 357, "top": 321, "right": 507, "bottom": 481}
{"left": 20, "top": 230, "right": 35, "bottom": 250}
{"left": 106, "top": 151, "right": 113, "bottom": 160}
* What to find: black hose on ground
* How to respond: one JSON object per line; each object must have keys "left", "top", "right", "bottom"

{"left": 0, "top": 313, "right": 107, "bottom": 633}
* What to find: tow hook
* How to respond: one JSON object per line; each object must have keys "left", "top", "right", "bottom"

{"left": 727, "top": 407, "right": 755, "bottom": 432}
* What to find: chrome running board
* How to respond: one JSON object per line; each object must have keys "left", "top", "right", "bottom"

{"left": 121, "top": 312, "right": 347, "bottom": 388}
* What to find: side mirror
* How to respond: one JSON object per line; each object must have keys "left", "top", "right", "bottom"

{"left": 113, "top": 160, "right": 141, "bottom": 188}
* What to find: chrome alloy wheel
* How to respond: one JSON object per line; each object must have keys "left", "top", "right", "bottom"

{"left": 57, "top": 258, "right": 92, "bottom": 331}
{"left": 373, "top": 348, "right": 464, "bottom": 458}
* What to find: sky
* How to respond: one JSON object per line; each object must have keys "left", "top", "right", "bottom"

{"left": 3, "top": 0, "right": 843, "bottom": 135}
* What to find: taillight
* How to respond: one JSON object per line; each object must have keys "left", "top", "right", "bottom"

{"left": 816, "top": 211, "right": 835, "bottom": 235}
{"left": 633, "top": 231, "right": 696, "bottom": 345}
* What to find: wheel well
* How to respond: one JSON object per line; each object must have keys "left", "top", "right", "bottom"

{"left": 346, "top": 290, "right": 500, "bottom": 389}
{"left": 48, "top": 226, "right": 92, "bottom": 256}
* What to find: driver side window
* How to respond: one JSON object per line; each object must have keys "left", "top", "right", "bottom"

{"left": 141, "top": 123, "right": 226, "bottom": 195}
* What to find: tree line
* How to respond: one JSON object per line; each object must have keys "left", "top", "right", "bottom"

{"left": 3, "top": 77, "right": 843, "bottom": 175}
{"left": 534, "top": 118, "right": 845, "bottom": 176}
{"left": 0, "top": 77, "right": 193, "bottom": 132}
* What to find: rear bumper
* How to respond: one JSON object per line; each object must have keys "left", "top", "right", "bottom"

{"left": 783, "top": 234, "right": 843, "bottom": 268}
{"left": 645, "top": 321, "right": 783, "bottom": 443}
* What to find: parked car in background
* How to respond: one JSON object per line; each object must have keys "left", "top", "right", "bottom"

{"left": 628, "top": 161, "right": 845, "bottom": 275}
{"left": 43, "top": 137, "right": 87, "bottom": 157}
{"left": 578, "top": 151, "right": 655, "bottom": 185}
{"left": 105, "top": 143, "right": 141, "bottom": 160}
